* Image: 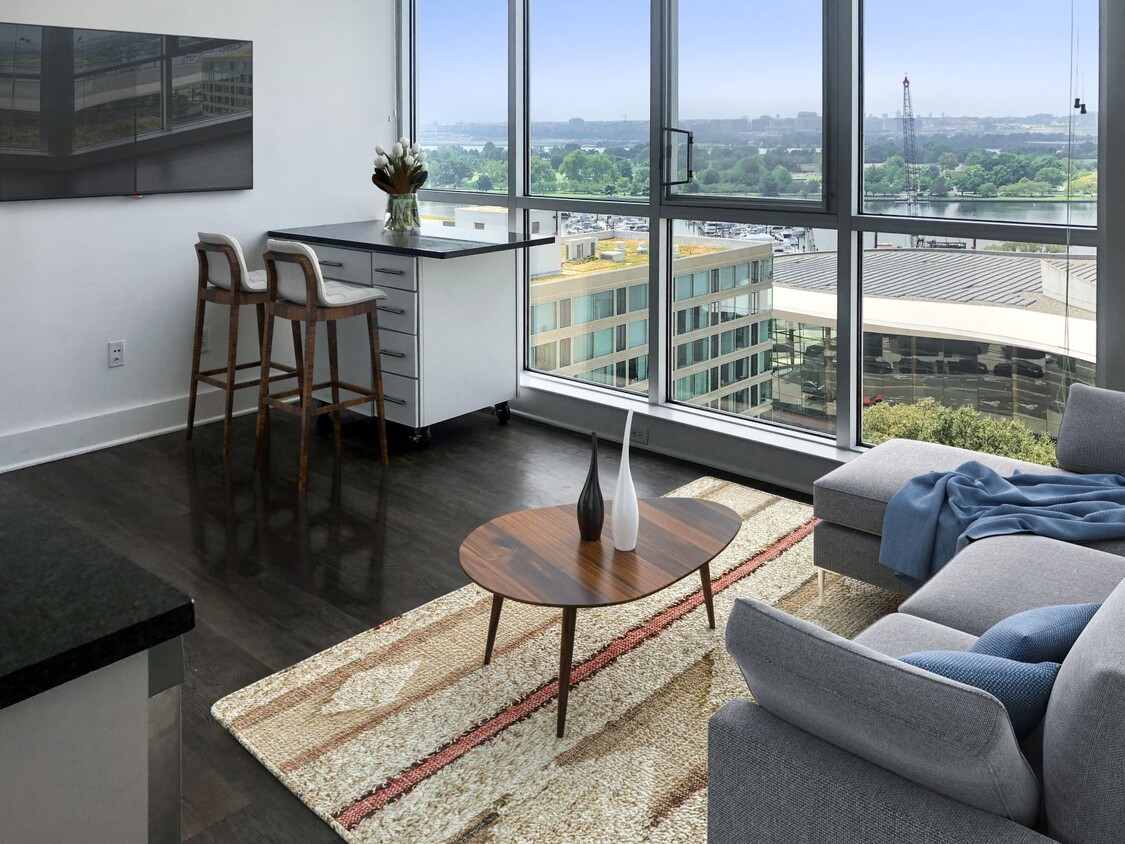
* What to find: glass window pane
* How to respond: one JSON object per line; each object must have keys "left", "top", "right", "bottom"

{"left": 862, "top": 0, "right": 1098, "bottom": 225}
{"left": 0, "top": 24, "right": 42, "bottom": 150}
{"left": 528, "top": 0, "right": 649, "bottom": 199}
{"left": 172, "top": 41, "right": 253, "bottom": 127}
{"left": 860, "top": 236, "right": 1095, "bottom": 462}
{"left": 417, "top": 0, "right": 508, "bottom": 192}
{"left": 671, "top": 221, "right": 835, "bottom": 434}
{"left": 671, "top": 0, "right": 823, "bottom": 201}
{"left": 527, "top": 212, "right": 650, "bottom": 394}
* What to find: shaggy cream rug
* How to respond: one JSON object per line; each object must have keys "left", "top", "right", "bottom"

{"left": 212, "top": 477, "right": 900, "bottom": 842}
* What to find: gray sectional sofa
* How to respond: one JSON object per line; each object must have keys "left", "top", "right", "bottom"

{"left": 708, "top": 384, "right": 1125, "bottom": 843}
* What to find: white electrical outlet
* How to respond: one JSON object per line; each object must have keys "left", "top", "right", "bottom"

{"left": 108, "top": 340, "right": 125, "bottom": 368}
{"left": 201, "top": 327, "right": 210, "bottom": 353}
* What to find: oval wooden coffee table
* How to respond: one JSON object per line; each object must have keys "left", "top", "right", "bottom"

{"left": 459, "top": 497, "right": 741, "bottom": 736}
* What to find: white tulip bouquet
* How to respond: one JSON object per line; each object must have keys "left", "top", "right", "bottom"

{"left": 372, "top": 138, "right": 429, "bottom": 195}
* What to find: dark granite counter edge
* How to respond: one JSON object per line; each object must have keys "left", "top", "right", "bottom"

{"left": 0, "top": 601, "right": 195, "bottom": 710}
{"left": 267, "top": 229, "right": 556, "bottom": 259}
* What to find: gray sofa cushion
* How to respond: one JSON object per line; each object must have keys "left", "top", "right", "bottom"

{"left": 855, "top": 612, "right": 978, "bottom": 657}
{"left": 725, "top": 597, "right": 1040, "bottom": 826}
{"left": 899, "top": 535, "right": 1125, "bottom": 635}
{"left": 1055, "top": 383, "right": 1125, "bottom": 474}
{"left": 708, "top": 699, "right": 1054, "bottom": 844}
{"left": 1043, "top": 578, "right": 1125, "bottom": 844}
{"left": 814, "top": 438, "right": 1060, "bottom": 536}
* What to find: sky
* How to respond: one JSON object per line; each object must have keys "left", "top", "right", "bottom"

{"left": 415, "top": 0, "right": 1099, "bottom": 126}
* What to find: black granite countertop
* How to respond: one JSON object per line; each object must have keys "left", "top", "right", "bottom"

{"left": 0, "top": 483, "right": 194, "bottom": 709}
{"left": 268, "top": 219, "right": 555, "bottom": 259}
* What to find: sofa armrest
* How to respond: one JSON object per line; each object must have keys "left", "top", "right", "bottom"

{"left": 708, "top": 699, "right": 1053, "bottom": 844}
{"left": 725, "top": 598, "right": 1040, "bottom": 825}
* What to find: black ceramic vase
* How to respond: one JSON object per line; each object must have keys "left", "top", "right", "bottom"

{"left": 577, "top": 431, "right": 605, "bottom": 541}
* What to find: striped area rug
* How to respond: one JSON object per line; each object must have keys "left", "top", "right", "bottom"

{"left": 212, "top": 478, "right": 901, "bottom": 843}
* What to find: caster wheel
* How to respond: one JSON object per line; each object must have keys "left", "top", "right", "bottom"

{"left": 495, "top": 402, "right": 512, "bottom": 425}
{"left": 410, "top": 426, "right": 432, "bottom": 450}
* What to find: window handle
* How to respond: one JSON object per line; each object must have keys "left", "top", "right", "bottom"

{"left": 665, "top": 127, "right": 694, "bottom": 186}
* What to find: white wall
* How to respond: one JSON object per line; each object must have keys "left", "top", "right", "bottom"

{"left": 0, "top": 0, "right": 398, "bottom": 471}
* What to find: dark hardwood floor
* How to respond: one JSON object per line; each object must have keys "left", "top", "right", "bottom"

{"left": 1, "top": 409, "right": 790, "bottom": 842}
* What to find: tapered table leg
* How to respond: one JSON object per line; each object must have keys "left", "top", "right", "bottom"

{"left": 483, "top": 595, "right": 504, "bottom": 665}
{"left": 700, "top": 562, "right": 716, "bottom": 630}
{"left": 557, "top": 607, "right": 577, "bottom": 738}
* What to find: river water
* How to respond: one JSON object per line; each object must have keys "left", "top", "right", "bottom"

{"left": 863, "top": 199, "right": 1096, "bottom": 227}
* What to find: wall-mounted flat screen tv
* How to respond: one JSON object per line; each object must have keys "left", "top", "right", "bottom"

{"left": 0, "top": 23, "right": 252, "bottom": 201}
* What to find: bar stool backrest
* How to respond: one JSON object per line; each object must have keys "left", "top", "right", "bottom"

{"left": 198, "top": 232, "right": 258, "bottom": 291}
{"left": 265, "top": 238, "right": 333, "bottom": 307}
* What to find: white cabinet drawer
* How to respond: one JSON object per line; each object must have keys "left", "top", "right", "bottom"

{"left": 371, "top": 253, "right": 417, "bottom": 292}
{"left": 308, "top": 244, "right": 371, "bottom": 285}
{"left": 379, "top": 372, "right": 420, "bottom": 428}
{"left": 374, "top": 287, "right": 417, "bottom": 335}
{"left": 377, "top": 329, "right": 418, "bottom": 379}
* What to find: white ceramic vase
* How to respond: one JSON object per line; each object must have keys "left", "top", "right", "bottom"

{"left": 612, "top": 409, "right": 640, "bottom": 552}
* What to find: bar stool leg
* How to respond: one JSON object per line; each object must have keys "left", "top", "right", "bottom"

{"left": 186, "top": 292, "right": 206, "bottom": 441}
{"left": 253, "top": 307, "right": 276, "bottom": 471}
{"left": 290, "top": 321, "right": 304, "bottom": 375}
{"left": 326, "top": 320, "right": 343, "bottom": 452}
{"left": 297, "top": 312, "right": 318, "bottom": 491}
{"left": 366, "top": 311, "right": 389, "bottom": 467}
{"left": 221, "top": 300, "right": 241, "bottom": 459}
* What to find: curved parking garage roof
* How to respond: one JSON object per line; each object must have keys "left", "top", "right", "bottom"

{"left": 774, "top": 248, "right": 1095, "bottom": 309}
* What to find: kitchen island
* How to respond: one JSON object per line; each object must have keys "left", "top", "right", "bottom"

{"left": 267, "top": 219, "right": 554, "bottom": 447}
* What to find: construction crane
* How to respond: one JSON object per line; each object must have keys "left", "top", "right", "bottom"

{"left": 902, "top": 74, "right": 921, "bottom": 245}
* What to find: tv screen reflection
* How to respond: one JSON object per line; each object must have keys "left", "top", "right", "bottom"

{"left": 0, "top": 23, "right": 252, "bottom": 201}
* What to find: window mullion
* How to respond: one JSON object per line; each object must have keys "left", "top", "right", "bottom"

{"left": 834, "top": 0, "right": 860, "bottom": 450}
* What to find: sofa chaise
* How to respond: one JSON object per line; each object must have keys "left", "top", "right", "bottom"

{"left": 708, "top": 384, "right": 1125, "bottom": 843}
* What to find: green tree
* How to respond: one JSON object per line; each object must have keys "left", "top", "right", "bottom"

{"left": 863, "top": 399, "right": 1057, "bottom": 466}
{"left": 530, "top": 156, "right": 556, "bottom": 193}
{"left": 700, "top": 168, "right": 721, "bottom": 185}
{"left": 929, "top": 174, "right": 949, "bottom": 196}
{"left": 760, "top": 175, "right": 779, "bottom": 197}
{"left": 771, "top": 165, "right": 793, "bottom": 192}
{"left": 938, "top": 151, "right": 959, "bottom": 172}
{"left": 977, "top": 181, "right": 999, "bottom": 197}
{"left": 1034, "top": 166, "right": 1067, "bottom": 187}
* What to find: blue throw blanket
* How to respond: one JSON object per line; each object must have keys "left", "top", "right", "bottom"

{"left": 881, "top": 461, "right": 1125, "bottom": 589}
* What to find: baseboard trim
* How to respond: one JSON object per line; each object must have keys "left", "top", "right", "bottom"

{"left": 0, "top": 388, "right": 258, "bottom": 474}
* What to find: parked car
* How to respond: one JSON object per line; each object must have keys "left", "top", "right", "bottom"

{"left": 993, "top": 361, "right": 1044, "bottom": 378}
{"left": 804, "top": 344, "right": 825, "bottom": 358}
{"left": 898, "top": 357, "right": 935, "bottom": 374}
{"left": 801, "top": 381, "right": 826, "bottom": 397}
{"left": 862, "top": 394, "right": 885, "bottom": 407}
{"left": 863, "top": 358, "right": 893, "bottom": 375}
{"left": 945, "top": 359, "right": 989, "bottom": 375}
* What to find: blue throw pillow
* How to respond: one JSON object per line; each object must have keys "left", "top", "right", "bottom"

{"left": 971, "top": 603, "right": 1101, "bottom": 663}
{"left": 899, "top": 650, "right": 1060, "bottom": 738}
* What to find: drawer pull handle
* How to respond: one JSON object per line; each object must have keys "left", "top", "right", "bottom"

{"left": 377, "top": 305, "right": 406, "bottom": 315}
{"left": 318, "top": 260, "right": 344, "bottom": 268}
{"left": 383, "top": 395, "right": 407, "bottom": 406}
{"left": 380, "top": 350, "right": 406, "bottom": 358}
{"left": 373, "top": 267, "right": 406, "bottom": 276}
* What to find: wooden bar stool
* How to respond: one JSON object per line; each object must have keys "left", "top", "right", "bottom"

{"left": 187, "top": 232, "right": 301, "bottom": 457}
{"left": 254, "top": 239, "right": 390, "bottom": 490}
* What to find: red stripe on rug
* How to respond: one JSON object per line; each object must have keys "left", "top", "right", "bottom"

{"left": 334, "top": 516, "right": 818, "bottom": 831}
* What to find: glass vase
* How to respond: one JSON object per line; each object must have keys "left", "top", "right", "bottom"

{"left": 384, "top": 193, "right": 420, "bottom": 232}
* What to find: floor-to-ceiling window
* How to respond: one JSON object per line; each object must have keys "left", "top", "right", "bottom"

{"left": 405, "top": 0, "right": 1103, "bottom": 460}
